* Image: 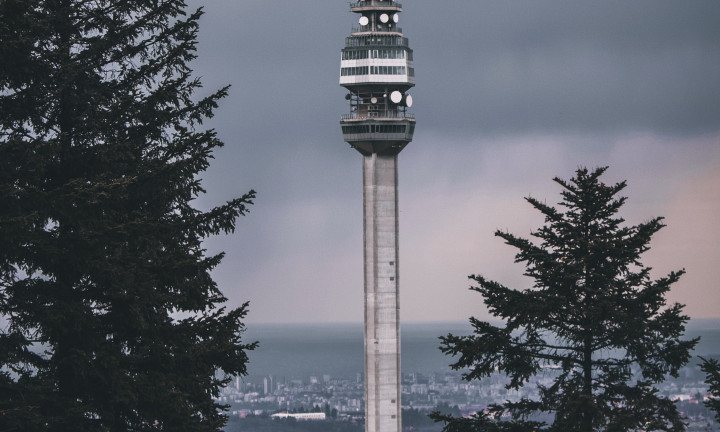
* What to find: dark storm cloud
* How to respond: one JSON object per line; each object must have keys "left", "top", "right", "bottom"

{"left": 191, "top": 0, "right": 720, "bottom": 160}
{"left": 407, "top": 0, "right": 720, "bottom": 137}
{"left": 183, "top": 0, "right": 720, "bottom": 322}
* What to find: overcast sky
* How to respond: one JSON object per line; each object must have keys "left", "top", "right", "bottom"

{"left": 186, "top": 0, "right": 720, "bottom": 324}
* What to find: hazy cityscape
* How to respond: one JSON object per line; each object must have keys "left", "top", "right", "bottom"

{"left": 217, "top": 322, "right": 720, "bottom": 432}
{"left": 219, "top": 360, "right": 719, "bottom": 432}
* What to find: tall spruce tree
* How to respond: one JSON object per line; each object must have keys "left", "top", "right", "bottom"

{"left": 0, "top": 1, "right": 256, "bottom": 430}
{"left": 700, "top": 357, "right": 720, "bottom": 423}
{"left": 433, "top": 167, "right": 698, "bottom": 432}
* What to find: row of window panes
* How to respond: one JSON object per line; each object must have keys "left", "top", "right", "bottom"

{"left": 345, "top": 35, "right": 408, "bottom": 47}
{"left": 371, "top": 49, "right": 411, "bottom": 60}
{"left": 342, "top": 124, "right": 409, "bottom": 134}
{"left": 341, "top": 66, "right": 410, "bottom": 76}
{"left": 373, "top": 124, "right": 407, "bottom": 133}
{"left": 370, "top": 66, "right": 406, "bottom": 75}
{"left": 342, "top": 49, "right": 413, "bottom": 60}
{"left": 341, "top": 66, "right": 369, "bottom": 76}
{"left": 342, "top": 50, "right": 369, "bottom": 60}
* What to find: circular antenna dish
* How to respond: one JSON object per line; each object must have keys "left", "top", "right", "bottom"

{"left": 370, "top": 97, "right": 378, "bottom": 104}
{"left": 405, "top": 94, "right": 413, "bottom": 107}
{"left": 393, "top": 13, "right": 399, "bottom": 23}
{"left": 359, "top": 16, "right": 369, "bottom": 26}
{"left": 380, "top": 13, "right": 389, "bottom": 23}
{"left": 390, "top": 91, "right": 402, "bottom": 104}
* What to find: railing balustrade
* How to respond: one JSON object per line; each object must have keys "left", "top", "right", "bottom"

{"left": 345, "top": 35, "right": 409, "bottom": 48}
{"left": 352, "top": 25, "right": 402, "bottom": 34}
{"left": 341, "top": 112, "right": 414, "bottom": 120}
{"left": 350, "top": 0, "right": 402, "bottom": 9}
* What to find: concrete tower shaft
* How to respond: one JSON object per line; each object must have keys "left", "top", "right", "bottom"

{"left": 339, "top": 2, "right": 415, "bottom": 432}
{"left": 362, "top": 154, "right": 400, "bottom": 432}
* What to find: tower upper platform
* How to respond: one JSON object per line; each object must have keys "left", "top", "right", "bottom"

{"left": 350, "top": 0, "right": 402, "bottom": 13}
{"left": 340, "top": 0, "right": 415, "bottom": 156}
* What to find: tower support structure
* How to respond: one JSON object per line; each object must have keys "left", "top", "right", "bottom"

{"left": 339, "top": 2, "right": 415, "bottom": 432}
{"left": 362, "top": 153, "right": 400, "bottom": 432}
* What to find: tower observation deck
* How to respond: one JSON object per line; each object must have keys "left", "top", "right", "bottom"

{"left": 339, "top": 2, "right": 414, "bottom": 432}
{"left": 340, "top": 0, "right": 415, "bottom": 156}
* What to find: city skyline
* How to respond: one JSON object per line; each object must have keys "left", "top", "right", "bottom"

{"left": 187, "top": 0, "right": 720, "bottom": 323}
{"left": 221, "top": 321, "right": 720, "bottom": 431}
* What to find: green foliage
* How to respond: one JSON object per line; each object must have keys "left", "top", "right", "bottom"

{"left": 0, "top": 0, "right": 256, "bottom": 430}
{"left": 700, "top": 357, "right": 720, "bottom": 423}
{"left": 431, "top": 410, "right": 545, "bottom": 432}
{"left": 435, "top": 167, "right": 698, "bottom": 432}
{"left": 433, "top": 401, "right": 463, "bottom": 419}
{"left": 225, "top": 415, "right": 363, "bottom": 432}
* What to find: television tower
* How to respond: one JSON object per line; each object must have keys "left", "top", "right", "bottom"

{"left": 339, "top": 2, "right": 414, "bottom": 432}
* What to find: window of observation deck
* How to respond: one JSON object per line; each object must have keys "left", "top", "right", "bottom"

{"left": 341, "top": 124, "right": 409, "bottom": 134}
{"left": 342, "top": 50, "right": 370, "bottom": 60}
{"left": 341, "top": 66, "right": 370, "bottom": 76}
{"left": 370, "top": 49, "right": 406, "bottom": 59}
{"left": 370, "top": 66, "right": 406, "bottom": 75}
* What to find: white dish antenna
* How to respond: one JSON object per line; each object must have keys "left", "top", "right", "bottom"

{"left": 405, "top": 94, "right": 413, "bottom": 107}
{"left": 393, "top": 13, "right": 399, "bottom": 23}
{"left": 370, "top": 97, "right": 378, "bottom": 104}
{"left": 390, "top": 91, "right": 402, "bottom": 104}
{"left": 359, "top": 16, "right": 369, "bottom": 26}
{"left": 380, "top": 13, "right": 389, "bottom": 23}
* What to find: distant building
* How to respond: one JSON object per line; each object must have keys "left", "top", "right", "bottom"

{"left": 263, "top": 376, "right": 274, "bottom": 395}
{"left": 271, "top": 412, "right": 327, "bottom": 421}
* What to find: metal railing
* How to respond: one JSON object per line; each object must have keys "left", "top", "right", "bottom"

{"left": 350, "top": 0, "right": 402, "bottom": 9}
{"left": 352, "top": 25, "right": 402, "bottom": 34}
{"left": 341, "top": 112, "right": 415, "bottom": 120}
{"left": 345, "top": 35, "right": 409, "bottom": 48}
